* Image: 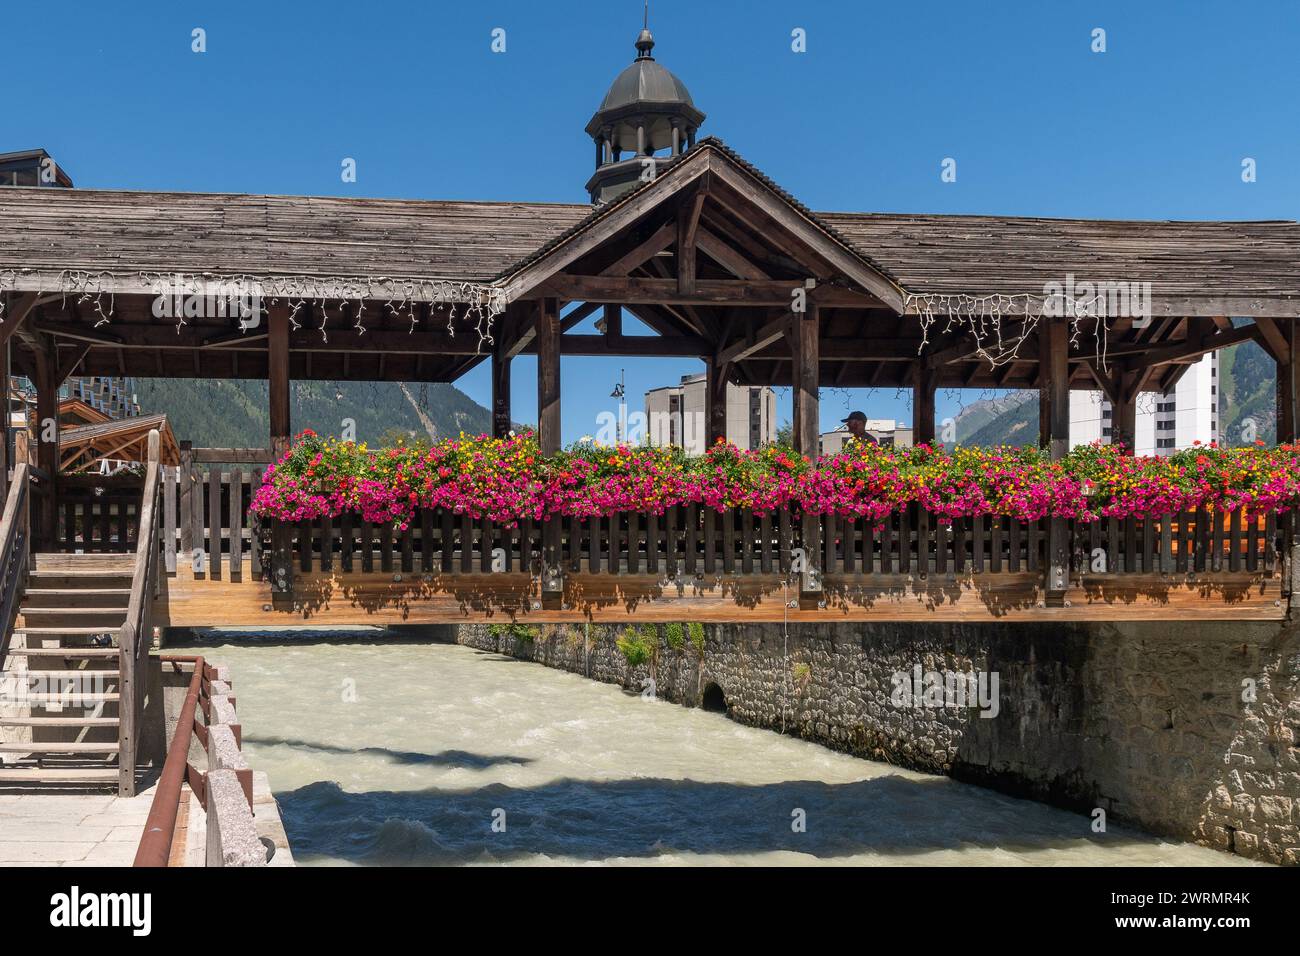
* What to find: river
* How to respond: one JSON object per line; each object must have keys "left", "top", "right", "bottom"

{"left": 169, "top": 631, "right": 1257, "bottom": 867}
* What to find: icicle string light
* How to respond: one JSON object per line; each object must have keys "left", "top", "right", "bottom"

{"left": 906, "top": 291, "right": 1118, "bottom": 373}
{"left": 0, "top": 269, "right": 508, "bottom": 353}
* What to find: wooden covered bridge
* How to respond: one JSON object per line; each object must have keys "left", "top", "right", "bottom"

{"left": 1, "top": 31, "right": 1299, "bottom": 790}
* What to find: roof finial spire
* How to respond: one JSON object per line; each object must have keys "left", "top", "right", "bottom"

{"left": 635, "top": 2, "right": 655, "bottom": 59}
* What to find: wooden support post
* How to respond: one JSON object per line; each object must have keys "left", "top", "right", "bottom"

{"left": 1277, "top": 318, "right": 1297, "bottom": 445}
{"left": 33, "top": 335, "right": 58, "bottom": 544}
{"left": 1038, "top": 327, "right": 1052, "bottom": 449}
{"left": 267, "top": 305, "right": 293, "bottom": 600}
{"left": 491, "top": 345, "right": 512, "bottom": 439}
{"left": 536, "top": 298, "right": 561, "bottom": 456}
{"left": 1042, "top": 319, "right": 1070, "bottom": 603}
{"left": 1111, "top": 389, "right": 1138, "bottom": 452}
{"left": 704, "top": 358, "right": 730, "bottom": 449}
{"left": 793, "top": 300, "right": 822, "bottom": 596}
{"left": 1276, "top": 320, "right": 1298, "bottom": 606}
{"left": 911, "top": 360, "right": 936, "bottom": 446}
{"left": 535, "top": 298, "right": 562, "bottom": 597}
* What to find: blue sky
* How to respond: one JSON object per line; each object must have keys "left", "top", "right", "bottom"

{"left": 5, "top": 0, "right": 1298, "bottom": 441}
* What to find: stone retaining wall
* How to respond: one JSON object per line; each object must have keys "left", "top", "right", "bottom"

{"left": 458, "top": 619, "right": 1300, "bottom": 865}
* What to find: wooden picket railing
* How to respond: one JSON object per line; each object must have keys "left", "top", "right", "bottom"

{"left": 250, "top": 504, "right": 1284, "bottom": 583}
{"left": 54, "top": 474, "right": 146, "bottom": 553}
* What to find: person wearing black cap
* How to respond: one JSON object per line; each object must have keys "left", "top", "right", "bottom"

{"left": 842, "top": 411, "right": 878, "bottom": 445}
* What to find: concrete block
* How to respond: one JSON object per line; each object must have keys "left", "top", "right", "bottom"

{"left": 206, "top": 724, "right": 248, "bottom": 772}
{"left": 209, "top": 694, "right": 238, "bottom": 726}
{"left": 205, "top": 770, "right": 264, "bottom": 867}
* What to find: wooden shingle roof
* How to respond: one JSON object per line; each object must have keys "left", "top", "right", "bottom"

{"left": 0, "top": 187, "right": 589, "bottom": 284}
{"left": 2, "top": 139, "right": 1299, "bottom": 309}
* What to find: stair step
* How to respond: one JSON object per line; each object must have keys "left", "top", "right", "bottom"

{"left": 22, "top": 607, "right": 130, "bottom": 616}
{"left": 22, "top": 693, "right": 119, "bottom": 704}
{"left": 33, "top": 552, "right": 134, "bottom": 566}
{"left": 24, "top": 588, "right": 132, "bottom": 598}
{"left": 0, "top": 768, "right": 118, "bottom": 783}
{"left": 0, "top": 742, "right": 119, "bottom": 754}
{"left": 17, "top": 627, "right": 121, "bottom": 637}
{"left": 0, "top": 716, "right": 118, "bottom": 727}
{"left": 3, "top": 647, "right": 119, "bottom": 658}
{"left": 30, "top": 567, "right": 133, "bottom": 577}
{"left": 5, "top": 670, "right": 120, "bottom": 679}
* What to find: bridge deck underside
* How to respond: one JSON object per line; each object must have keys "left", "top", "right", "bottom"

{"left": 154, "top": 562, "right": 1286, "bottom": 626}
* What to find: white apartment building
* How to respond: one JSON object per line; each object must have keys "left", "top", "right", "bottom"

{"left": 644, "top": 373, "right": 776, "bottom": 454}
{"left": 1069, "top": 352, "right": 1219, "bottom": 454}
{"left": 819, "top": 420, "right": 914, "bottom": 454}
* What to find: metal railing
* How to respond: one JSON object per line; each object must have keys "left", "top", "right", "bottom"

{"left": 132, "top": 654, "right": 208, "bottom": 867}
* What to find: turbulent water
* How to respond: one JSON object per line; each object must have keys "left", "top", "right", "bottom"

{"left": 169, "top": 631, "right": 1256, "bottom": 867}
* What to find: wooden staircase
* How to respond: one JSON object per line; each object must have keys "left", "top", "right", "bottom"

{"left": 0, "top": 553, "right": 134, "bottom": 786}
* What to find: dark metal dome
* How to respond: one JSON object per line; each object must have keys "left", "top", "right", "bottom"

{"left": 597, "top": 30, "right": 696, "bottom": 112}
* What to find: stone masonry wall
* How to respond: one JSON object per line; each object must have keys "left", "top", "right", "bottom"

{"left": 458, "top": 619, "right": 1300, "bottom": 865}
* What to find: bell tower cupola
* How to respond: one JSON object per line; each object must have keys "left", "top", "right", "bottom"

{"left": 584, "top": 16, "right": 705, "bottom": 204}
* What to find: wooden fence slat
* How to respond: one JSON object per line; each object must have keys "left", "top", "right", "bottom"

{"left": 941, "top": 515, "right": 951, "bottom": 574}
{"left": 1160, "top": 514, "right": 1173, "bottom": 574}
{"left": 206, "top": 469, "right": 220, "bottom": 578}
{"left": 1229, "top": 508, "right": 1242, "bottom": 573}
{"left": 721, "top": 508, "right": 735, "bottom": 575}
{"left": 739, "top": 510, "right": 752, "bottom": 575}
{"left": 665, "top": 505, "right": 678, "bottom": 576}
{"left": 178, "top": 451, "right": 193, "bottom": 558}
{"left": 1008, "top": 516, "right": 1020, "bottom": 572}
{"left": 400, "top": 521, "right": 413, "bottom": 573}
{"left": 1210, "top": 508, "right": 1224, "bottom": 573}
{"left": 1141, "top": 515, "right": 1154, "bottom": 574}
{"left": 1265, "top": 511, "right": 1277, "bottom": 572}
{"left": 629, "top": 511, "right": 642, "bottom": 574}
{"left": 229, "top": 469, "right": 243, "bottom": 581}
{"left": 340, "top": 513, "right": 354, "bottom": 572}
{"left": 843, "top": 514, "right": 856, "bottom": 574}
{"left": 297, "top": 519, "right": 311, "bottom": 572}
{"left": 777, "top": 507, "right": 790, "bottom": 573}
{"left": 1247, "top": 509, "right": 1259, "bottom": 572}
{"left": 249, "top": 469, "right": 263, "bottom": 578}
{"left": 319, "top": 513, "right": 333, "bottom": 572}
{"left": 822, "top": 512, "right": 836, "bottom": 575}
{"left": 419, "top": 509, "right": 433, "bottom": 573}
{"left": 1175, "top": 510, "right": 1188, "bottom": 573}
{"left": 163, "top": 467, "right": 178, "bottom": 573}
{"left": 361, "top": 521, "right": 374, "bottom": 572}
{"left": 569, "top": 515, "right": 582, "bottom": 572}
{"left": 917, "top": 508, "right": 930, "bottom": 574}
{"left": 989, "top": 514, "right": 1002, "bottom": 573}
{"left": 898, "top": 506, "right": 911, "bottom": 574}
{"left": 1194, "top": 508, "right": 1208, "bottom": 573}
{"left": 439, "top": 510, "right": 453, "bottom": 572}
{"left": 703, "top": 508, "right": 716, "bottom": 575}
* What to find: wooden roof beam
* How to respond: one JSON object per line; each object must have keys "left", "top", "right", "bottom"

{"left": 533, "top": 275, "right": 877, "bottom": 307}
{"left": 717, "top": 312, "right": 792, "bottom": 365}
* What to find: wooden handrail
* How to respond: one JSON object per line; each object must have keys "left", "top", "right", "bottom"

{"left": 0, "top": 463, "right": 31, "bottom": 665}
{"left": 118, "top": 430, "right": 162, "bottom": 797}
